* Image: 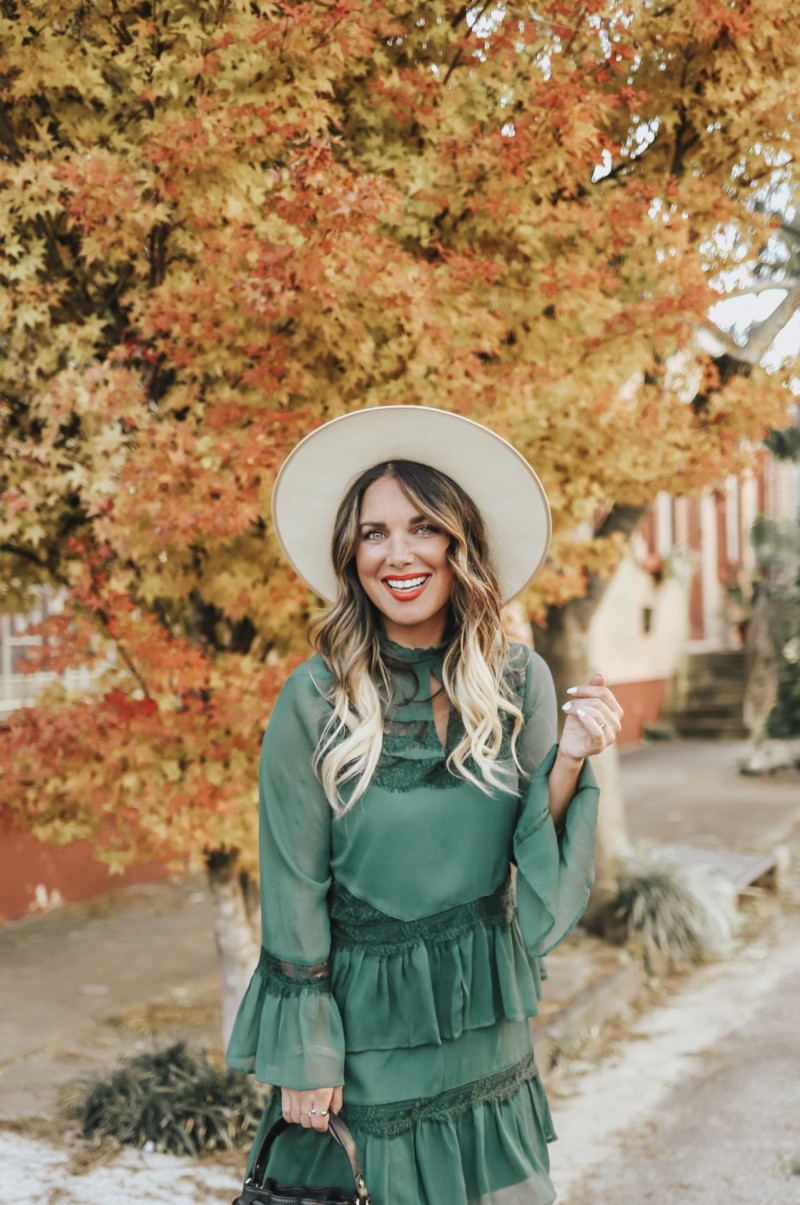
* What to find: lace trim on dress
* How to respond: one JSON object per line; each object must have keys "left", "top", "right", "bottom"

{"left": 382, "top": 717, "right": 444, "bottom": 751}
{"left": 330, "top": 877, "right": 515, "bottom": 954}
{"left": 373, "top": 716, "right": 514, "bottom": 793}
{"left": 257, "top": 948, "right": 332, "bottom": 996}
{"left": 342, "top": 1053, "right": 538, "bottom": 1137}
{"left": 323, "top": 640, "right": 530, "bottom": 795}
{"left": 371, "top": 746, "right": 460, "bottom": 792}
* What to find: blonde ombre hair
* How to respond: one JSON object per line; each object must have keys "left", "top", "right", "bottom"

{"left": 311, "top": 461, "right": 524, "bottom": 815}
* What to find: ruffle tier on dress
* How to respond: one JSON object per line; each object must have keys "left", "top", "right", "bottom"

{"left": 246, "top": 1048, "right": 558, "bottom": 1205}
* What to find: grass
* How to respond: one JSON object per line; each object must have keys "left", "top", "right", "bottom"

{"left": 105, "top": 978, "right": 221, "bottom": 1036}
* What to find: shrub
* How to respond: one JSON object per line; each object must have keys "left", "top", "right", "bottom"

{"left": 65, "top": 1041, "right": 266, "bottom": 1157}
{"left": 614, "top": 849, "right": 740, "bottom": 973}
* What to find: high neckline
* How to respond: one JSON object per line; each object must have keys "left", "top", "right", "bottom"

{"left": 380, "top": 635, "right": 447, "bottom": 667}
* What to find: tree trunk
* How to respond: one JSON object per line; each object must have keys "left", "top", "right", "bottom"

{"left": 532, "top": 503, "right": 646, "bottom": 935}
{"left": 533, "top": 595, "right": 598, "bottom": 705}
{"left": 533, "top": 605, "right": 629, "bottom": 934}
{"left": 206, "top": 850, "right": 261, "bottom": 1046}
{"left": 579, "top": 742, "right": 631, "bottom": 938}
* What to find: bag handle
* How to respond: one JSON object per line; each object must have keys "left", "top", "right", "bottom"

{"left": 247, "top": 1114, "right": 370, "bottom": 1204}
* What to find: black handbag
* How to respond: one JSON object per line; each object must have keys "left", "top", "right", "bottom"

{"left": 233, "top": 1114, "right": 372, "bottom": 1205}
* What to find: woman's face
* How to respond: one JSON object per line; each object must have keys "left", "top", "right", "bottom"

{"left": 355, "top": 476, "right": 454, "bottom": 647}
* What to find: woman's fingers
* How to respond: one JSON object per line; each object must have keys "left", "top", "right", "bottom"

{"left": 566, "top": 687, "right": 624, "bottom": 718}
{"left": 573, "top": 703, "right": 626, "bottom": 751}
{"left": 280, "top": 1086, "right": 341, "bottom": 1131}
{"left": 280, "top": 1087, "right": 295, "bottom": 1124}
{"left": 564, "top": 673, "right": 624, "bottom": 722}
{"left": 563, "top": 697, "right": 621, "bottom": 737}
{"left": 561, "top": 706, "right": 605, "bottom": 755}
{"left": 304, "top": 1086, "right": 334, "bottom": 1131}
{"left": 561, "top": 671, "right": 625, "bottom": 755}
{"left": 573, "top": 706, "right": 607, "bottom": 737}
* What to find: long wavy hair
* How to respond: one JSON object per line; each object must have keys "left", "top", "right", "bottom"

{"left": 311, "top": 460, "right": 524, "bottom": 815}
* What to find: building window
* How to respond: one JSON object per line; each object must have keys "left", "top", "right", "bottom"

{"left": 0, "top": 591, "right": 58, "bottom": 717}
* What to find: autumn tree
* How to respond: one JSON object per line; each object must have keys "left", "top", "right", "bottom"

{"left": 1, "top": 1, "right": 798, "bottom": 1030}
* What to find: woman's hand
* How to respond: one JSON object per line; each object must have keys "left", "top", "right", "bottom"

{"left": 558, "top": 671, "right": 624, "bottom": 762}
{"left": 281, "top": 1085, "right": 343, "bottom": 1132}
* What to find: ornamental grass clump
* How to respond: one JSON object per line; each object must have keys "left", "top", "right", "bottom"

{"left": 65, "top": 1042, "right": 265, "bottom": 1157}
{"left": 614, "top": 850, "right": 740, "bottom": 974}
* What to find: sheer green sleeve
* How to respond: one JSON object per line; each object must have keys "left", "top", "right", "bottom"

{"left": 511, "top": 647, "right": 600, "bottom": 956}
{"left": 225, "top": 661, "right": 345, "bottom": 1090}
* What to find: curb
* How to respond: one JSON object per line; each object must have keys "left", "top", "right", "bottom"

{"left": 533, "top": 956, "right": 645, "bottom": 1071}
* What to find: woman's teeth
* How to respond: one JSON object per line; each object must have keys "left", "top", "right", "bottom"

{"left": 385, "top": 576, "right": 428, "bottom": 591}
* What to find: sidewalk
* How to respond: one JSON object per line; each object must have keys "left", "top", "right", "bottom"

{"left": 536, "top": 738, "right": 800, "bottom": 1060}
{"left": 1, "top": 740, "right": 798, "bottom": 1203}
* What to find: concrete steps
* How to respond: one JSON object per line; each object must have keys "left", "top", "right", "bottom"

{"left": 664, "top": 650, "right": 750, "bottom": 739}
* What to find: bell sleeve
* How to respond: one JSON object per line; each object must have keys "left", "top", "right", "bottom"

{"left": 225, "top": 664, "right": 345, "bottom": 1090}
{"left": 511, "top": 647, "right": 601, "bottom": 956}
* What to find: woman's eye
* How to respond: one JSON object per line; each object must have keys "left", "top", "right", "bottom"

{"left": 416, "top": 524, "right": 439, "bottom": 536}
{"left": 362, "top": 529, "right": 384, "bottom": 542}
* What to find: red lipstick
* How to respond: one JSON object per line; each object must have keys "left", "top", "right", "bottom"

{"left": 381, "top": 573, "right": 431, "bottom": 602}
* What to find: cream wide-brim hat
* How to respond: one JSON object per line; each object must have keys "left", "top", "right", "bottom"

{"left": 271, "top": 406, "right": 551, "bottom": 604}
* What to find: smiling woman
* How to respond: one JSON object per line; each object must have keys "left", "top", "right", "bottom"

{"left": 361, "top": 477, "right": 454, "bottom": 623}
{"left": 355, "top": 476, "right": 454, "bottom": 645}
{"left": 225, "top": 406, "right": 623, "bottom": 1205}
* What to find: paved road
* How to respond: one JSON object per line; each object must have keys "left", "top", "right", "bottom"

{"left": 621, "top": 739, "right": 800, "bottom": 853}
{"left": 550, "top": 907, "right": 800, "bottom": 1204}
{"left": 0, "top": 877, "right": 218, "bottom": 1120}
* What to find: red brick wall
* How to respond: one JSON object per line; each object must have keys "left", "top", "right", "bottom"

{"left": 610, "top": 678, "right": 670, "bottom": 745}
{"left": 0, "top": 819, "right": 169, "bottom": 923}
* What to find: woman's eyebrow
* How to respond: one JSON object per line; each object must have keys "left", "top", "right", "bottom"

{"left": 358, "top": 514, "right": 428, "bottom": 529}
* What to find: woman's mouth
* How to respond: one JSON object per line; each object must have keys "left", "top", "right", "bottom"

{"left": 382, "top": 574, "right": 431, "bottom": 602}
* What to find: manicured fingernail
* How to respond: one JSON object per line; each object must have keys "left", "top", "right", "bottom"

{"left": 577, "top": 708, "right": 587, "bottom": 717}
{"left": 562, "top": 701, "right": 572, "bottom": 711}
{"left": 566, "top": 686, "right": 578, "bottom": 695}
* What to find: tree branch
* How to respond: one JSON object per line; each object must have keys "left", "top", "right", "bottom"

{"left": 443, "top": 4, "right": 486, "bottom": 85}
{"left": 586, "top": 503, "right": 648, "bottom": 606}
{"left": 740, "top": 285, "right": 800, "bottom": 362}
{"left": 563, "top": 5, "right": 587, "bottom": 55}
{"left": 699, "top": 284, "right": 800, "bottom": 365}
{"left": 442, "top": 46, "right": 464, "bottom": 85}
{"left": 0, "top": 543, "right": 69, "bottom": 587}
{"left": 778, "top": 218, "right": 800, "bottom": 244}
{"left": 595, "top": 502, "right": 649, "bottom": 542}
{"left": 714, "top": 278, "right": 800, "bottom": 299}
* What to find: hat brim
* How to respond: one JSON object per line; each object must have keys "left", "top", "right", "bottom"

{"left": 272, "top": 406, "right": 551, "bottom": 604}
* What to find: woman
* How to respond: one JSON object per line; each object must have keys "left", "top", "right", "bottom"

{"left": 226, "top": 406, "right": 622, "bottom": 1204}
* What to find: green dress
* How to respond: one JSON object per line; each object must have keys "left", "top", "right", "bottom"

{"left": 225, "top": 639, "right": 599, "bottom": 1204}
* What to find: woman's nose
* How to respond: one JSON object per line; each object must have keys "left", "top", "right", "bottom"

{"left": 386, "top": 533, "right": 413, "bottom": 566}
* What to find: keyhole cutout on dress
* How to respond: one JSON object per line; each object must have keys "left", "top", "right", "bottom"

{"left": 430, "top": 672, "right": 449, "bottom": 751}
